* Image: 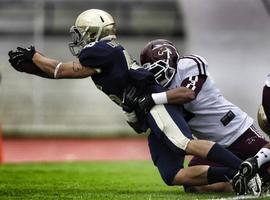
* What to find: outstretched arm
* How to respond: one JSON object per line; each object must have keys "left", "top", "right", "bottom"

{"left": 32, "top": 53, "right": 96, "bottom": 79}
{"left": 8, "top": 45, "right": 97, "bottom": 79}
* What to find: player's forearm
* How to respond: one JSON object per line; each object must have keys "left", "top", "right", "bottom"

{"left": 32, "top": 53, "right": 59, "bottom": 78}
{"left": 166, "top": 87, "right": 195, "bottom": 104}
{"left": 32, "top": 53, "right": 96, "bottom": 79}
{"left": 152, "top": 87, "right": 195, "bottom": 105}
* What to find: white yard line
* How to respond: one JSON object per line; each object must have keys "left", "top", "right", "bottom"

{"left": 204, "top": 193, "right": 270, "bottom": 200}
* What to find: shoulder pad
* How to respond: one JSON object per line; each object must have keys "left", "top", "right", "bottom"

{"left": 179, "top": 55, "right": 208, "bottom": 77}
{"left": 79, "top": 41, "right": 113, "bottom": 67}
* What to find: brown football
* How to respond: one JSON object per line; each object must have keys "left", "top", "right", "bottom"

{"left": 20, "top": 61, "right": 42, "bottom": 74}
{"left": 20, "top": 61, "right": 51, "bottom": 78}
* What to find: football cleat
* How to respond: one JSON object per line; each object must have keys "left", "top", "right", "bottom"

{"left": 240, "top": 157, "right": 259, "bottom": 179}
{"left": 247, "top": 173, "right": 262, "bottom": 196}
{"left": 232, "top": 171, "right": 262, "bottom": 196}
{"left": 232, "top": 171, "right": 248, "bottom": 195}
{"left": 262, "top": 179, "right": 270, "bottom": 194}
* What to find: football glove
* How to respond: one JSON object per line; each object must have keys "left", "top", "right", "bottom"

{"left": 137, "top": 95, "right": 155, "bottom": 115}
{"left": 8, "top": 46, "right": 52, "bottom": 79}
{"left": 8, "top": 45, "right": 36, "bottom": 70}
{"left": 16, "top": 46, "right": 36, "bottom": 61}
{"left": 122, "top": 85, "right": 139, "bottom": 113}
{"left": 8, "top": 50, "right": 25, "bottom": 71}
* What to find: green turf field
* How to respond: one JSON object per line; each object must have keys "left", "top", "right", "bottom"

{"left": 0, "top": 161, "right": 243, "bottom": 200}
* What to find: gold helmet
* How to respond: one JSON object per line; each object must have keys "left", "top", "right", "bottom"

{"left": 257, "top": 104, "right": 270, "bottom": 135}
{"left": 69, "top": 9, "right": 116, "bottom": 56}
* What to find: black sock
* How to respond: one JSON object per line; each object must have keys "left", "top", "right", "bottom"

{"left": 207, "top": 143, "right": 242, "bottom": 170}
{"left": 208, "top": 166, "right": 236, "bottom": 184}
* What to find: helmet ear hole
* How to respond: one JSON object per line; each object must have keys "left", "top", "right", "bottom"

{"left": 90, "top": 32, "right": 97, "bottom": 39}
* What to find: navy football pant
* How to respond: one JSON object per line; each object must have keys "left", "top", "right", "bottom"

{"left": 148, "top": 131, "right": 186, "bottom": 185}
{"left": 146, "top": 103, "right": 193, "bottom": 185}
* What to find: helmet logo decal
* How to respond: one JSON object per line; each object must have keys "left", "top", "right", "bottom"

{"left": 158, "top": 47, "right": 172, "bottom": 61}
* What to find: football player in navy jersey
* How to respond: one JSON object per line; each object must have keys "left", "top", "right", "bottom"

{"left": 8, "top": 9, "right": 250, "bottom": 192}
{"left": 137, "top": 39, "right": 270, "bottom": 194}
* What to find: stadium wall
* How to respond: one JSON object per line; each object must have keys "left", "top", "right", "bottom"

{"left": 1, "top": 0, "right": 270, "bottom": 137}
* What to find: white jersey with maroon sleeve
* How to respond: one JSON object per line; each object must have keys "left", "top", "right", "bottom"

{"left": 168, "top": 55, "right": 254, "bottom": 147}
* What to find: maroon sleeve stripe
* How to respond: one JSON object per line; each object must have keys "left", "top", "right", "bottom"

{"left": 182, "top": 55, "right": 206, "bottom": 75}
{"left": 190, "top": 55, "right": 206, "bottom": 75}
{"left": 181, "top": 75, "right": 207, "bottom": 97}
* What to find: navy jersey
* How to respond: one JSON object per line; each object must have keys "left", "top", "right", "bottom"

{"left": 79, "top": 39, "right": 158, "bottom": 106}
{"left": 78, "top": 40, "right": 194, "bottom": 181}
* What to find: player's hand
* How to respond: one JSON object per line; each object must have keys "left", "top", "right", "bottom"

{"left": 136, "top": 95, "right": 155, "bottom": 115}
{"left": 8, "top": 45, "right": 36, "bottom": 71}
{"left": 8, "top": 50, "right": 25, "bottom": 71}
{"left": 16, "top": 45, "right": 36, "bottom": 61}
{"left": 122, "top": 85, "right": 139, "bottom": 113}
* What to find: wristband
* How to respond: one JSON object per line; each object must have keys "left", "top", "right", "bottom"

{"left": 151, "top": 92, "right": 168, "bottom": 104}
{"left": 54, "top": 62, "right": 62, "bottom": 78}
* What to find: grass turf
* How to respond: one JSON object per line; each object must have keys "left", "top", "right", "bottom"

{"left": 0, "top": 161, "right": 236, "bottom": 200}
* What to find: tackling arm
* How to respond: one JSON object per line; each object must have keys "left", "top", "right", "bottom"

{"left": 165, "top": 87, "right": 195, "bottom": 104}
{"left": 135, "top": 75, "right": 206, "bottom": 114}
{"left": 153, "top": 75, "right": 206, "bottom": 105}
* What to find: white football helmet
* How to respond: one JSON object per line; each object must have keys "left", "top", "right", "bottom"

{"left": 257, "top": 104, "right": 270, "bottom": 136}
{"left": 69, "top": 9, "right": 116, "bottom": 56}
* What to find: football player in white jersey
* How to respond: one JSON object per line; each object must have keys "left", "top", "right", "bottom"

{"left": 138, "top": 39, "right": 270, "bottom": 193}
